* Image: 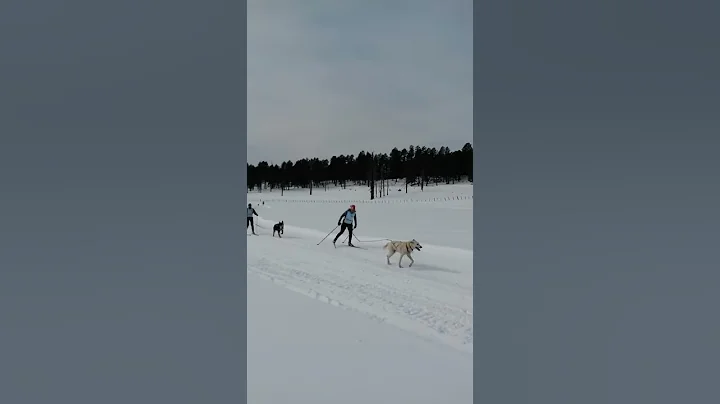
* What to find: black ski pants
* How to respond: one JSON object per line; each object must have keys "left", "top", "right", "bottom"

{"left": 247, "top": 217, "right": 255, "bottom": 232}
{"left": 333, "top": 222, "right": 353, "bottom": 243}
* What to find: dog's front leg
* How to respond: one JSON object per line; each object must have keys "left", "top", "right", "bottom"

{"left": 398, "top": 255, "right": 403, "bottom": 268}
{"left": 408, "top": 254, "right": 414, "bottom": 267}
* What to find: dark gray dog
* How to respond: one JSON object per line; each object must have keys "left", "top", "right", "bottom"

{"left": 272, "top": 221, "right": 284, "bottom": 238}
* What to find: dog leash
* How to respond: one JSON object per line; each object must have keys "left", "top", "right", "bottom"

{"left": 342, "top": 233, "right": 392, "bottom": 244}
{"left": 355, "top": 236, "right": 393, "bottom": 243}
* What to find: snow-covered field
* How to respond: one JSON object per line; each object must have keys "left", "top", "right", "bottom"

{"left": 247, "top": 183, "right": 473, "bottom": 403}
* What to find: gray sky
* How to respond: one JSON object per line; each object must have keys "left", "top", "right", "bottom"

{"left": 247, "top": 0, "right": 473, "bottom": 165}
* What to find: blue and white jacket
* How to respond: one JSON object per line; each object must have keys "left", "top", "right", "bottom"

{"left": 338, "top": 209, "right": 357, "bottom": 227}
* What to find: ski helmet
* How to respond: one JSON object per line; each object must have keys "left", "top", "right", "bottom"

{"left": 350, "top": 204, "right": 356, "bottom": 210}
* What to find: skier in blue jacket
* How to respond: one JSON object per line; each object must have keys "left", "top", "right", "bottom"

{"left": 333, "top": 204, "right": 357, "bottom": 247}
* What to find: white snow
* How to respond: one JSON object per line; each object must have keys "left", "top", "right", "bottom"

{"left": 247, "top": 183, "right": 473, "bottom": 403}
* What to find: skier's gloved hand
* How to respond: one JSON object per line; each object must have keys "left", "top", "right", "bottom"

{"left": 337, "top": 221, "right": 341, "bottom": 226}
{"left": 354, "top": 224, "right": 357, "bottom": 229}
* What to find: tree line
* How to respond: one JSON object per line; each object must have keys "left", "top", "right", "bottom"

{"left": 248, "top": 142, "right": 473, "bottom": 200}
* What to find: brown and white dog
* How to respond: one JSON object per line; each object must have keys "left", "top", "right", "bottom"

{"left": 384, "top": 239, "right": 423, "bottom": 268}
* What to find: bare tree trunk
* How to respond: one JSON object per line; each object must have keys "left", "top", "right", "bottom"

{"left": 369, "top": 154, "right": 376, "bottom": 200}
{"left": 379, "top": 166, "right": 384, "bottom": 198}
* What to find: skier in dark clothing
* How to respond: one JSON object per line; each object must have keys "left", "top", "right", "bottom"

{"left": 247, "top": 203, "right": 259, "bottom": 234}
{"left": 333, "top": 204, "right": 358, "bottom": 247}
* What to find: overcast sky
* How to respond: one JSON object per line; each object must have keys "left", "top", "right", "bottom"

{"left": 247, "top": 0, "right": 473, "bottom": 165}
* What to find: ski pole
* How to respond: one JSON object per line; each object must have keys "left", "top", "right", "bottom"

{"left": 342, "top": 231, "right": 358, "bottom": 244}
{"left": 317, "top": 225, "right": 339, "bottom": 245}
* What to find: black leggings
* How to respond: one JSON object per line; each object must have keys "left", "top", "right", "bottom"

{"left": 247, "top": 217, "right": 254, "bottom": 232}
{"left": 333, "top": 223, "right": 353, "bottom": 243}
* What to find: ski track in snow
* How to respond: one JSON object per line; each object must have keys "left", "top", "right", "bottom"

{"left": 247, "top": 214, "right": 473, "bottom": 354}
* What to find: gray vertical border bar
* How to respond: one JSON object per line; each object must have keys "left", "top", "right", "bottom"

{"left": 0, "top": 0, "right": 247, "bottom": 403}
{"left": 472, "top": 2, "right": 482, "bottom": 403}
{"left": 475, "top": 1, "right": 720, "bottom": 403}
{"left": 240, "top": 3, "right": 249, "bottom": 403}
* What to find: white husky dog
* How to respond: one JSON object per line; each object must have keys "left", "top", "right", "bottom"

{"left": 383, "top": 239, "right": 423, "bottom": 268}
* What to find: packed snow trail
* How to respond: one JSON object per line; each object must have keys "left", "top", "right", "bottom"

{"left": 248, "top": 216, "right": 474, "bottom": 354}
{"left": 247, "top": 273, "right": 473, "bottom": 404}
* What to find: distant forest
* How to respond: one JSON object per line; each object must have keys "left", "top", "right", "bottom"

{"left": 248, "top": 142, "right": 473, "bottom": 200}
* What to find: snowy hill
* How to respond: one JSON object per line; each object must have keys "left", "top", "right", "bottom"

{"left": 247, "top": 183, "right": 473, "bottom": 403}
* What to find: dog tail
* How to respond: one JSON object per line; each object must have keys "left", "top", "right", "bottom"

{"left": 383, "top": 242, "right": 390, "bottom": 250}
